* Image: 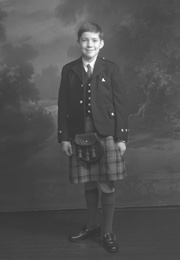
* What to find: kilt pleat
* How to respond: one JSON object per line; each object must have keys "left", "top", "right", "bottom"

{"left": 69, "top": 117, "right": 127, "bottom": 184}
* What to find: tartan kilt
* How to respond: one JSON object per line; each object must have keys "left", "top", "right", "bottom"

{"left": 69, "top": 116, "right": 127, "bottom": 184}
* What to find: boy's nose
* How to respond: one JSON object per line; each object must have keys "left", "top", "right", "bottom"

{"left": 87, "top": 40, "right": 93, "bottom": 47}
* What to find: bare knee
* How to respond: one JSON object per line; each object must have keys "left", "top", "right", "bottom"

{"left": 99, "top": 181, "right": 115, "bottom": 193}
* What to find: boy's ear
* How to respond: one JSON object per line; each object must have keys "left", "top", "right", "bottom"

{"left": 77, "top": 40, "right": 80, "bottom": 48}
{"left": 100, "top": 40, "right": 104, "bottom": 49}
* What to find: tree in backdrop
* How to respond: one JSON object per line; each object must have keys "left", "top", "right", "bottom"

{"left": 116, "top": 0, "right": 180, "bottom": 132}
{"left": 56, "top": 0, "right": 180, "bottom": 131}
{"left": 0, "top": 8, "right": 54, "bottom": 142}
{"left": 0, "top": 44, "right": 39, "bottom": 111}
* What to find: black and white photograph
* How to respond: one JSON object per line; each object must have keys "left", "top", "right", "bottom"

{"left": 0, "top": 0, "right": 180, "bottom": 259}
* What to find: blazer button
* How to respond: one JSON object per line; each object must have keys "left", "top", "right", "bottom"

{"left": 79, "top": 100, "right": 83, "bottom": 104}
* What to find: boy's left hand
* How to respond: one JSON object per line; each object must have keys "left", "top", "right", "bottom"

{"left": 117, "top": 142, "right": 126, "bottom": 156}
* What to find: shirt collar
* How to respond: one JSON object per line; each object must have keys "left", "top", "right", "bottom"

{"left": 82, "top": 56, "right": 97, "bottom": 71}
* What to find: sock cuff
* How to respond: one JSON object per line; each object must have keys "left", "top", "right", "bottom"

{"left": 101, "top": 191, "right": 116, "bottom": 204}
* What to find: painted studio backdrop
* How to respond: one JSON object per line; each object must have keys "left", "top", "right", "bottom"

{"left": 0, "top": 0, "right": 180, "bottom": 212}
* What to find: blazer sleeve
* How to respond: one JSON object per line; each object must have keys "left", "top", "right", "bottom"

{"left": 111, "top": 64, "right": 129, "bottom": 142}
{"left": 57, "top": 66, "right": 70, "bottom": 143}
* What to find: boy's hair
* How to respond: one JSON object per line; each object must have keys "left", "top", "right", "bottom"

{"left": 77, "top": 22, "right": 104, "bottom": 41}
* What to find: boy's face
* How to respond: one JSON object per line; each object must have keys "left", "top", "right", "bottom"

{"left": 78, "top": 32, "right": 104, "bottom": 62}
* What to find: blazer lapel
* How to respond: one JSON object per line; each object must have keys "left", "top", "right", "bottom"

{"left": 92, "top": 56, "right": 105, "bottom": 79}
{"left": 71, "top": 56, "right": 105, "bottom": 82}
{"left": 72, "top": 58, "right": 84, "bottom": 82}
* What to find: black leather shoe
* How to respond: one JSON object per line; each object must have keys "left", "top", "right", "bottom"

{"left": 68, "top": 225, "right": 101, "bottom": 242}
{"left": 103, "top": 233, "right": 119, "bottom": 253}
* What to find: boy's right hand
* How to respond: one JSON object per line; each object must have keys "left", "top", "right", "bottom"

{"left": 62, "top": 141, "right": 73, "bottom": 156}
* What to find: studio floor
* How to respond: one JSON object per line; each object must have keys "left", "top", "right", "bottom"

{"left": 0, "top": 207, "right": 180, "bottom": 260}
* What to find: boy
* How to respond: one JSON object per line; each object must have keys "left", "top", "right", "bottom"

{"left": 58, "top": 22, "right": 128, "bottom": 253}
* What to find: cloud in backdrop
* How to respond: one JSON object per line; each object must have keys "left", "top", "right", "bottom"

{"left": 0, "top": 0, "right": 162, "bottom": 98}
{"left": 0, "top": 0, "right": 79, "bottom": 73}
{"left": 0, "top": 0, "right": 149, "bottom": 72}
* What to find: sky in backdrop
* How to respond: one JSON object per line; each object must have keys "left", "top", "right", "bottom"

{"left": 0, "top": 0, "right": 142, "bottom": 73}
{"left": 0, "top": 0, "right": 152, "bottom": 98}
{"left": 0, "top": 0, "right": 81, "bottom": 73}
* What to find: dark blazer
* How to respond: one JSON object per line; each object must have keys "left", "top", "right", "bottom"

{"left": 57, "top": 56, "right": 129, "bottom": 142}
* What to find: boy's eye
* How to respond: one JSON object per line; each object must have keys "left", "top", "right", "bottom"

{"left": 80, "top": 38, "right": 99, "bottom": 43}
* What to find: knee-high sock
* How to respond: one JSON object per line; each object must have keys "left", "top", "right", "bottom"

{"left": 101, "top": 191, "right": 116, "bottom": 234}
{"left": 85, "top": 188, "right": 99, "bottom": 229}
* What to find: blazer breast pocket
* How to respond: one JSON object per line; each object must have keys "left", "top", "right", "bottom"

{"left": 99, "top": 79, "right": 113, "bottom": 98}
{"left": 98, "top": 75, "right": 110, "bottom": 86}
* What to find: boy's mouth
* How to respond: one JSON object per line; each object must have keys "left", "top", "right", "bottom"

{"left": 86, "top": 49, "right": 95, "bottom": 53}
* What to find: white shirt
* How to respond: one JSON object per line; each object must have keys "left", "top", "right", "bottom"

{"left": 82, "top": 56, "right": 97, "bottom": 73}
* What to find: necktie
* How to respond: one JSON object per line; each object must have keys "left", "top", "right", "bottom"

{"left": 87, "top": 64, "right": 92, "bottom": 79}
